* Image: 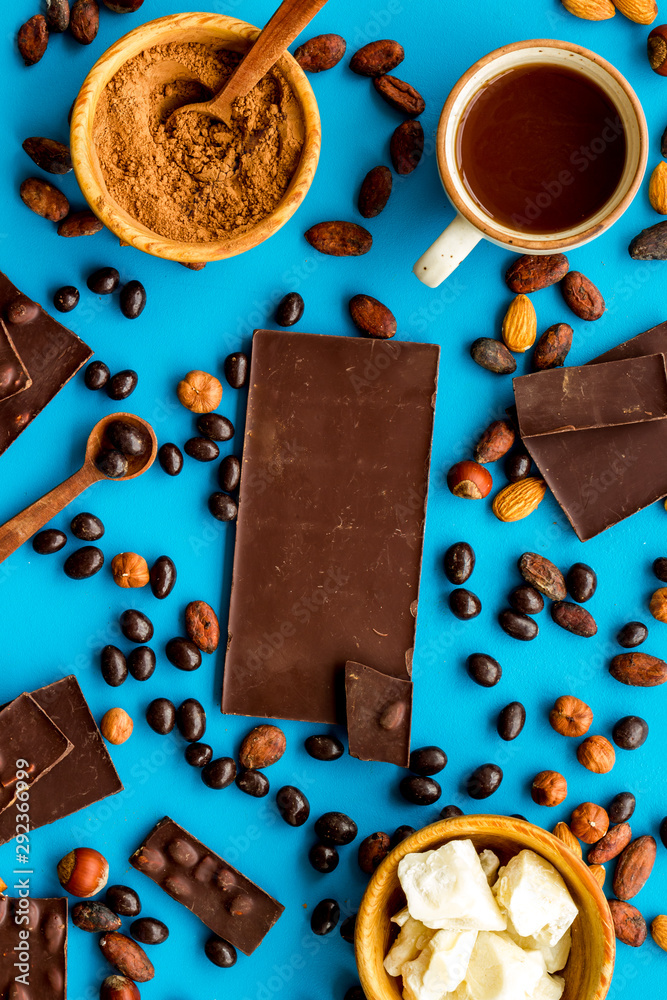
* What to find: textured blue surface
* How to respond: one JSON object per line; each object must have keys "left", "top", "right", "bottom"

{"left": 1, "top": 1, "right": 667, "bottom": 998}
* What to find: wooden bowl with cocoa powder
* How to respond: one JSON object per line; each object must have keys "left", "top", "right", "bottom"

{"left": 70, "top": 12, "right": 321, "bottom": 263}
{"left": 355, "top": 815, "right": 615, "bottom": 1000}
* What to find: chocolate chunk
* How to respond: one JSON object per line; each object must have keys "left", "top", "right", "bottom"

{"left": 345, "top": 661, "right": 412, "bottom": 766}
{"left": 0, "top": 694, "right": 72, "bottom": 815}
{"left": 0, "top": 897, "right": 67, "bottom": 999}
{"left": 129, "top": 817, "right": 283, "bottom": 955}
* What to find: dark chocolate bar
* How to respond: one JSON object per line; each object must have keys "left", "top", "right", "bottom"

{"left": 0, "top": 320, "right": 31, "bottom": 402}
{"left": 0, "top": 273, "right": 92, "bottom": 456}
{"left": 0, "top": 896, "right": 67, "bottom": 1000}
{"left": 129, "top": 817, "right": 284, "bottom": 955}
{"left": 514, "top": 344, "right": 667, "bottom": 541}
{"left": 223, "top": 330, "right": 439, "bottom": 723}
{"left": 0, "top": 676, "right": 123, "bottom": 844}
{"left": 0, "top": 694, "right": 72, "bottom": 815}
{"left": 345, "top": 660, "right": 413, "bottom": 766}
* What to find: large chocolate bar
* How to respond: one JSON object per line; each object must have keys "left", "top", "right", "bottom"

{"left": 0, "top": 320, "right": 31, "bottom": 402}
{"left": 130, "top": 817, "right": 284, "bottom": 955}
{"left": 0, "top": 896, "right": 67, "bottom": 1000}
{"left": 345, "top": 661, "right": 413, "bottom": 766}
{"left": 0, "top": 273, "right": 92, "bottom": 456}
{"left": 223, "top": 330, "right": 439, "bottom": 723}
{"left": 0, "top": 676, "right": 123, "bottom": 844}
{"left": 0, "top": 694, "right": 72, "bottom": 815}
{"left": 514, "top": 326, "right": 667, "bottom": 540}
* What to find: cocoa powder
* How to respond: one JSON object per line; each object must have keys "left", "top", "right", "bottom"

{"left": 93, "top": 41, "right": 304, "bottom": 242}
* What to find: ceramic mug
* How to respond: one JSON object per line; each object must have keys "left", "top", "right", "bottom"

{"left": 413, "top": 39, "right": 648, "bottom": 288}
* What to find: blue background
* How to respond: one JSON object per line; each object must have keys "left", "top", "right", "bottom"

{"left": 1, "top": 1, "right": 666, "bottom": 997}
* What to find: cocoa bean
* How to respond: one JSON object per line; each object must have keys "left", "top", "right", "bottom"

{"left": 629, "top": 221, "right": 667, "bottom": 260}
{"left": 473, "top": 419, "right": 515, "bottom": 464}
{"left": 305, "top": 221, "right": 372, "bottom": 256}
{"left": 22, "top": 137, "right": 72, "bottom": 175}
{"left": 46, "top": 0, "right": 71, "bottom": 32}
{"left": 294, "top": 33, "right": 346, "bottom": 72}
{"left": 99, "top": 932, "right": 154, "bottom": 981}
{"left": 357, "top": 832, "right": 390, "bottom": 874}
{"left": 102, "top": 0, "right": 145, "bottom": 10}
{"left": 588, "top": 823, "right": 633, "bottom": 864}
{"left": 350, "top": 39, "right": 404, "bottom": 77}
{"left": 613, "top": 836, "right": 656, "bottom": 900}
{"left": 72, "top": 901, "right": 121, "bottom": 933}
{"left": 20, "top": 177, "right": 69, "bottom": 221}
{"left": 505, "top": 253, "right": 569, "bottom": 293}
{"left": 551, "top": 601, "right": 598, "bottom": 638}
{"left": 358, "top": 165, "right": 392, "bottom": 218}
{"left": 185, "top": 600, "right": 220, "bottom": 653}
{"left": 518, "top": 553, "right": 567, "bottom": 601}
{"left": 608, "top": 899, "right": 647, "bottom": 947}
{"left": 533, "top": 323, "right": 573, "bottom": 370}
{"left": 348, "top": 294, "right": 396, "bottom": 339}
{"left": 610, "top": 652, "right": 667, "bottom": 687}
{"left": 70, "top": 0, "right": 99, "bottom": 44}
{"left": 662, "top": 126, "right": 667, "bottom": 160}
{"left": 390, "top": 119, "right": 424, "bottom": 175}
{"left": 561, "top": 271, "right": 605, "bottom": 321}
{"left": 18, "top": 15, "right": 49, "bottom": 66}
{"left": 57, "top": 210, "right": 103, "bottom": 237}
{"left": 373, "top": 75, "right": 425, "bottom": 116}
{"left": 239, "top": 725, "right": 286, "bottom": 769}
{"left": 470, "top": 338, "right": 517, "bottom": 374}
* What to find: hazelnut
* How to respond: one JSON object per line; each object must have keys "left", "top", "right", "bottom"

{"left": 552, "top": 821, "right": 582, "bottom": 859}
{"left": 531, "top": 770, "right": 567, "bottom": 807}
{"left": 0, "top": 877, "right": 6, "bottom": 894}
{"left": 446, "top": 460, "right": 493, "bottom": 500}
{"left": 649, "top": 587, "right": 667, "bottom": 622}
{"left": 57, "top": 847, "right": 109, "bottom": 897}
{"left": 101, "top": 708, "right": 134, "bottom": 745}
{"left": 100, "top": 976, "right": 141, "bottom": 1000}
{"left": 177, "top": 370, "right": 222, "bottom": 414}
{"left": 549, "top": 695, "right": 593, "bottom": 737}
{"left": 648, "top": 25, "right": 667, "bottom": 75}
{"left": 570, "top": 802, "right": 609, "bottom": 844}
{"left": 588, "top": 864, "right": 606, "bottom": 888}
{"left": 577, "top": 734, "right": 615, "bottom": 774}
{"left": 111, "top": 552, "right": 150, "bottom": 588}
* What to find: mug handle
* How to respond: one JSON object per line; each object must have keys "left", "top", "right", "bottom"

{"left": 413, "top": 213, "right": 482, "bottom": 288}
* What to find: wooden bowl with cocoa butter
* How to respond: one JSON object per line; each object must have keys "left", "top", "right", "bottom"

{"left": 70, "top": 12, "right": 321, "bottom": 264}
{"left": 355, "top": 815, "right": 615, "bottom": 1000}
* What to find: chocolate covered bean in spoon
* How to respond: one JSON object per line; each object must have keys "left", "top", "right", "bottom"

{"left": 0, "top": 413, "right": 156, "bottom": 563}
{"left": 169, "top": 0, "right": 329, "bottom": 127}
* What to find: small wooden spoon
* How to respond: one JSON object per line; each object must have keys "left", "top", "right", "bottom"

{"left": 169, "top": 0, "right": 329, "bottom": 127}
{"left": 0, "top": 413, "right": 157, "bottom": 564}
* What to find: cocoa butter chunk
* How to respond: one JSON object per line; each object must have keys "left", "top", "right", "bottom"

{"left": 629, "top": 220, "right": 667, "bottom": 259}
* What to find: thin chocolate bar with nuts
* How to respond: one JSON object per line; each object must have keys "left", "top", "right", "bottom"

{"left": 0, "top": 896, "right": 67, "bottom": 1000}
{"left": 130, "top": 816, "right": 284, "bottom": 955}
{"left": 0, "top": 693, "right": 72, "bottom": 815}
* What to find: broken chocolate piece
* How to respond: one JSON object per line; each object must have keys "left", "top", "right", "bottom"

{"left": 129, "top": 817, "right": 283, "bottom": 955}
{"left": 0, "top": 273, "right": 91, "bottom": 456}
{"left": 223, "top": 330, "right": 439, "bottom": 723}
{"left": 345, "top": 660, "right": 413, "bottom": 766}
{"left": 514, "top": 350, "right": 667, "bottom": 540}
{"left": 0, "top": 693, "right": 72, "bottom": 815}
{"left": 0, "top": 676, "right": 123, "bottom": 844}
{"left": 0, "top": 897, "right": 67, "bottom": 999}
{"left": 0, "top": 319, "right": 31, "bottom": 402}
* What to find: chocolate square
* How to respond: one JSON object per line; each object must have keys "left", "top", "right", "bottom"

{"left": 0, "top": 320, "right": 31, "bottom": 402}
{"left": 0, "top": 693, "right": 72, "bottom": 815}
{"left": 345, "top": 660, "right": 413, "bottom": 766}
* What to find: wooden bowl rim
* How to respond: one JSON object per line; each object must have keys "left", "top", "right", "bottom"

{"left": 355, "top": 815, "right": 616, "bottom": 1000}
{"left": 70, "top": 12, "right": 321, "bottom": 262}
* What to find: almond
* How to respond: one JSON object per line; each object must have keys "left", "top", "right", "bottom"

{"left": 649, "top": 161, "right": 667, "bottom": 214}
{"left": 589, "top": 864, "right": 606, "bottom": 887}
{"left": 492, "top": 477, "right": 546, "bottom": 522}
{"left": 613, "top": 835, "right": 657, "bottom": 900}
{"left": 562, "top": 0, "right": 616, "bottom": 18}
{"left": 608, "top": 899, "right": 647, "bottom": 946}
{"left": 614, "top": 0, "right": 658, "bottom": 22}
{"left": 610, "top": 651, "right": 667, "bottom": 687}
{"left": 502, "top": 294, "right": 537, "bottom": 352}
{"left": 588, "top": 822, "right": 633, "bottom": 864}
{"left": 553, "top": 822, "right": 582, "bottom": 858}
{"left": 651, "top": 914, "right": 667, "bottom": 951}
